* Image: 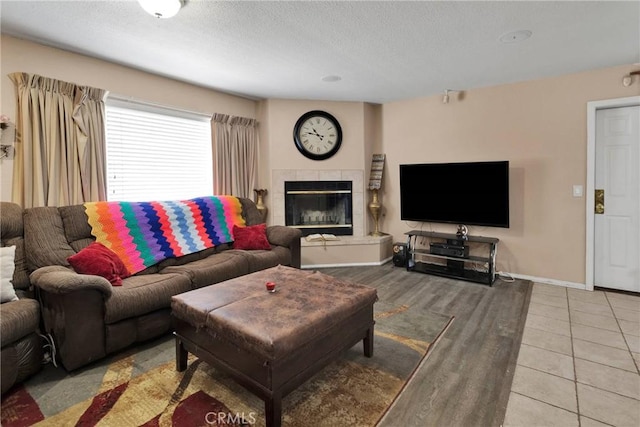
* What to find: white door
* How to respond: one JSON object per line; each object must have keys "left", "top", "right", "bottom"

{"left": 594, "top": 106, "right": 640, "bottom": 291}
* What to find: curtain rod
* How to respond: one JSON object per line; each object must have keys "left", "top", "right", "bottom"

{"left": 106, "top": 92, "right": 212, "bottom": 120}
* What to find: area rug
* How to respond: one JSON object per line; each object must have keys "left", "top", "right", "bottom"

{"left": 1, "top": 302, "right": 453, "bottom": 427}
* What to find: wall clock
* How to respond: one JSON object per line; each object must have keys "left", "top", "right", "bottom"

{"left": 293, "top": 110, "right": 342, "bottom": 160}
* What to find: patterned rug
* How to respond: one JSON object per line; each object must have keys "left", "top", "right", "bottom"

{"left": 1, "top": 302, "right": 453, "bottom": 427}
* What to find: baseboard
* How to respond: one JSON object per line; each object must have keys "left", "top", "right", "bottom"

{"left": 302, "top": 257, "right": 393, "bottom": 269}
{"left": 503, "top": 272, "right": 586, "bottom": 290}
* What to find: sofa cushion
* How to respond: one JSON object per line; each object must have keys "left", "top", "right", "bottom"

{"left": 0, "top": 298, "right": 40, "bottom": 347}
{"left": 160, "top": 251, "right": 250, "bottom": 289}
{"left": 156, "top": 247, "right": 217, "bottom": 270}
{"left": 1, "top": 202, "right": 30, "bottom": 292}
{"left": 67, "top": 242, "right": 131, "bottom": 285}
{"left": 1, "top": 238, "right": 30, "bottom": 294}
{"left": 24, "top": 207, "right": 76, "bottom": 270}
{"left": 0, "top": 202, "right": 23, "bottom": 239}
{"left": 232, "top": 247, "right": 292, "bottom": 273}
{"left": 232, "top": 223, "right": 271, "bottom": 250}
{"left": 104, "top": 273, "right": 192, "bottom": 324}
{"left": 58, "top": 205, "right": 94, "bottom": 249}
{"left": 1, "top": 246, "right": 18, "bottom": 303}
{"left": 238, "top": 197, "right": 264, "bottom": 226}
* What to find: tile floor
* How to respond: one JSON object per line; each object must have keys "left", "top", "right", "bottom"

{"left": 503, "top": 283, "right": 640, "bottom": 427}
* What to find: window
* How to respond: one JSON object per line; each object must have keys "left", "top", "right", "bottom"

{"left": 105, "top": 97, "right": 213, "bottom": 201}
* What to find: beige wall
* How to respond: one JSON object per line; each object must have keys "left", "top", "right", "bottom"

{"left": 0, "top": 35, "right": 257, "bottom": 201}
{"left": 363, "top": 103, "right": 382, "bottom": 235}
{"left": 2, "top": 35, "right": 637, "bottom": 284}
{"left": 263, "top": 98, "right": 369, "bottom": 173}
{"left": 256, "top": 100, "right": 271, "bottom": 192}
{"left": 259, "top": 98, "right": 373, "bottom": 208}
{"left": 258, "top": 99, "right": 376, "bottom": 232}
{"left": 381, "top": 64, "right": 639, "bottom": 284}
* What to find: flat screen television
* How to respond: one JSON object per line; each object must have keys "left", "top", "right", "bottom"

{"left": 400, "top": 161, "right": 510, "bottom": 228}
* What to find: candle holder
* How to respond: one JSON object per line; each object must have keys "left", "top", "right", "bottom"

{"left": 266, "top": 281, "right": 276, "bottom": 293}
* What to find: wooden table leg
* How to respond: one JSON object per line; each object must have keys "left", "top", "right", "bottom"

{"left": 363, "top": 326, "right": 374, "bottom": 357}
{"left": 265, "top": 393, "right": 282, "bottom": 427}
{"left": 175, "top": 336, "right": 188, "bottom": 372}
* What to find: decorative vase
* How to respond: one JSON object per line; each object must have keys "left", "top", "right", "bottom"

{"left": 254, "top": 189, "right": 268, "bottom": 223}
{"left": 368, "top": 188, "right": 383, "bottom": 236}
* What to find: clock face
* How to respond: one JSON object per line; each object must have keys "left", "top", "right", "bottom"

{"left": 293, "top": 110, "right": 342, "bottom": 160}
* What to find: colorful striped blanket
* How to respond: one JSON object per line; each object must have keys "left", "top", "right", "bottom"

{"left": 84, "top": 196, "right": 246, "bottom": 275}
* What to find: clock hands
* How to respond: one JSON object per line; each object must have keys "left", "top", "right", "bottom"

{"left": 311, "top": 127, "right": 324, "bottom": 141}
{"left": 304, "top": 127, "right": 324, "bottom": 141}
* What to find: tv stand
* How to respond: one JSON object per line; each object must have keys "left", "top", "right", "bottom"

{"left": 405, "top": 230, "right": 499, "bottom": 286}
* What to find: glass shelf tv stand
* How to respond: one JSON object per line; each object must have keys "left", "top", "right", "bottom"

{"left": 405, "top": 230, "right": 499, "bottom": 286}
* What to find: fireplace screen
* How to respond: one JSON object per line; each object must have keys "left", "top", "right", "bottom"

{"left": 285, "top": 181, "right": 353, "bottom": 236}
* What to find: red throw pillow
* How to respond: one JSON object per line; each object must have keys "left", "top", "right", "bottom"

{"left": 67, "top": 242, "right": 131, "bottom": 286}
{"left": 232, "top": 224, "right": 271, "bottom": 250}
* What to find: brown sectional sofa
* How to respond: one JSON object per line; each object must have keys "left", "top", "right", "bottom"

{"left": 0, "top": 202, "right": 43, "bottom": 395}
{"left": 22, "top": 197, "right": 301, "bottom": 371}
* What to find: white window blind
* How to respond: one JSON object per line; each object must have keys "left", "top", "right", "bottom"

{"left": 105, "top": 97, "right": 213, "bottom": 201}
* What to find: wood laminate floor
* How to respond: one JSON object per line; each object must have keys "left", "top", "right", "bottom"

{"left": 321, "top": 263, "right": 532, "bottom": 427}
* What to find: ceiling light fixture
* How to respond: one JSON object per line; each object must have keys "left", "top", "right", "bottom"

{"left": 622, "top": 70, "right": 640, "bottom": 87}
{"left": 137, "top": 0, "right": 183, "bottom": 19}
{"left": 321, "top": 75, "right": 342, "bottom": 83}
{"left": 499, "top": 30, "right": 532, "bottom": 44}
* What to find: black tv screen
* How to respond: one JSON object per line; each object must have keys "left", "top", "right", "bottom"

{"left": 400, "top": 161, "right": 510, "bottom": 228}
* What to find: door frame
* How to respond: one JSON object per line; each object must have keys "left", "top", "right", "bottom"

{"left": 585, "top": 96, "right": 640, "bottom": 291}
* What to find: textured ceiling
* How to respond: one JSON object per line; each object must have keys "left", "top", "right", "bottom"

{"left": 1, "top": 0, "right": 639, "bottom": 104}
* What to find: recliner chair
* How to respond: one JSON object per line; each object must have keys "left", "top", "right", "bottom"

{"left": 1, "top": 202, "right": 43, "bottom": 394}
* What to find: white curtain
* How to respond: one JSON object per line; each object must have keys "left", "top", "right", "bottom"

{"left": 212, "top": 113, "right": 258, "bottom": 198}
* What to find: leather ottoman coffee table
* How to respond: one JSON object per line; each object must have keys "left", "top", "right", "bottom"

{"left": 171, "top": 265, "right": 377, "bottom": 427}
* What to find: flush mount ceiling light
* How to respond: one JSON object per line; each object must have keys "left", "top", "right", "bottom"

{"left": 137, "top": 0, "right": 183, "bottom": 19}
{"left": 321, "top": 75, "right": 342, "bottom": 83}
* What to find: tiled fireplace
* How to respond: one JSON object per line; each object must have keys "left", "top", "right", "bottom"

{"left": 285, "top": 180, "right": 353, "bottom": 237}
{"left": 272, "top": 169, "right": 390, "bottom": 267}
{"left": 272, "top": 170, "right": 364, "bottom": 237}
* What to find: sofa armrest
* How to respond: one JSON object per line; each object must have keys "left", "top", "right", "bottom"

{"left": 30, "top": 266, "right": 111, "bottom": 370}
{"left": 0, "top": 298, "right": 40, "bottom": 347}
{"left": 30, "top": 266, "right": 113, "bottom": 297}
{"left": 266, "top": 226, "right": 302, "bottom": 269}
